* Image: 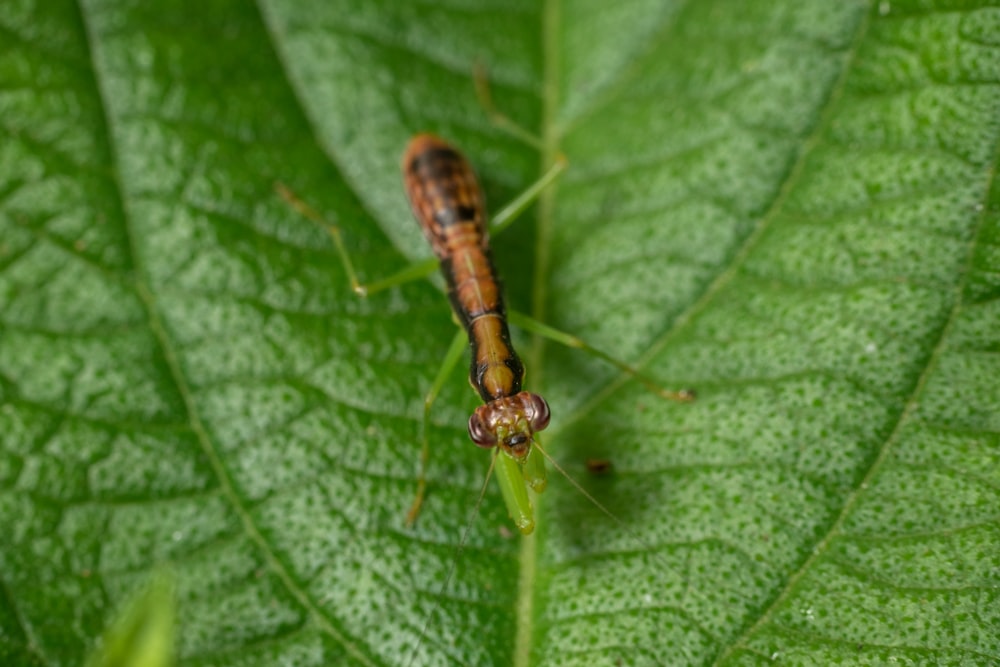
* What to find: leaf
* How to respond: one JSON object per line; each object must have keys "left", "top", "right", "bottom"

{"left": 87, "top": 570, "right": 176, "bottom": 667}
{"left": 1, "top": 1, "right": 998, "bottom": 666}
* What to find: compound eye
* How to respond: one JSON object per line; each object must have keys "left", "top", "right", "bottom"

{"left": 524, "top": 393, "right": 550, "bottom": 432}
{"left": 468, "top": 411, "right": 498, "bottom": 448}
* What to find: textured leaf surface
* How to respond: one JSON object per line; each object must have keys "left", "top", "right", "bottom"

{"left": 1, "top": 1, "right": 999, "bottom": 666}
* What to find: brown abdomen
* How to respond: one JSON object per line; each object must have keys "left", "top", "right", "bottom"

{"left": 402, "top": 134, "right": 525, "bottom": 401}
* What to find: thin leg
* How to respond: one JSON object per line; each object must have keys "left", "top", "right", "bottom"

{"left": 406, "top": 329, "right": 468, "bottom": 527}
{"left": 491, "top": 156, "right": 567, "bottom": 236}
{"left": 276, "top": 182, "right": 438, "bottom": 297}
{"left": 355, "top": 258, "right": 437, "bottom": 297}
{"left": 474, "top": 62, "right": 545, "bottom": 150}
{"left": 507, "top": 310, "right": 696, "bottom": 402}
{"left": 277, "top": 147, "right": 564, "bottom": 294}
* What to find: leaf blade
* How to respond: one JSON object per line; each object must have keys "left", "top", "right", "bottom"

{"left": 1, "top": 1, "right": 999, "bottom": 666}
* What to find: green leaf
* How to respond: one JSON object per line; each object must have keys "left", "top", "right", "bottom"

{"left": 87, "top": 570, "right": 176, "bottom": 667}
{"left": 1, "top": 1, "right": 998, "bottom": 666}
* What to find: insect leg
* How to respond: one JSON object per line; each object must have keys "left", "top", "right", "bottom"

{"left": 276, "top": 182, "right": 438, "bottom": 297}
{"left": 490, "top": 155, "right": 567, "bottom": 236}
{"left": 507, "top": 310, "right": 696, "bottom": 402}
{"left": 494, "top": 449, "right": 535, "bottom": 534}
{"left": 405, "top": 328, "right": 467, "bottom": 527}
{"left": 474, "top": 62, "right": 545, "bottom": 150}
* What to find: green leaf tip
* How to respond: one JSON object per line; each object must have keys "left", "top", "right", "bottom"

{"left": 87, "top": 571, "right": 176, "bottom": 667}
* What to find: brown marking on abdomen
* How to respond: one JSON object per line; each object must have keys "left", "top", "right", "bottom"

{"left": 402, "top": 134, "right": 525, "bottom": 402}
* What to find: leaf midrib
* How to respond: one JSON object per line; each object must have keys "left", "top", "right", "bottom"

{"left": 518, "top": 2, "right": 965, "bottom": 666}
{"left": 513, "top": 0, "right": 562, "bottom": 663}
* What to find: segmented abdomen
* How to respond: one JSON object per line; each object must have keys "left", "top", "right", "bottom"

{"left": 402, "top": 134, "right": 525, "bottom": 402}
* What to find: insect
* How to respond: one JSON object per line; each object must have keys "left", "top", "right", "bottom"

{"left": 279, "top": 134, "right": 693, "bottom": 535}
{"left": 585, "top": 457, "right": 614, "bottom": 475}
{"left": 402, "top": 134, "right": 552, "bottom": 533}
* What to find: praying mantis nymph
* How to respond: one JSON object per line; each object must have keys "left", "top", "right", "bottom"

{"left": 279, "top": 134, "right": 694, "bottom": 534}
